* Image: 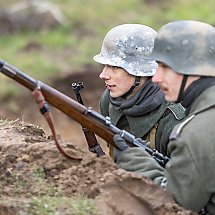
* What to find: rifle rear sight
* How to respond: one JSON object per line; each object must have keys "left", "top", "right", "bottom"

{"left": 71, "top": 82, "right": 84, "bottom": 92}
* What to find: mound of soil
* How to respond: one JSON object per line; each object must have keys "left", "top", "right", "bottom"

{"left": 0, "top": 120, "right": 197, "bottom": 215}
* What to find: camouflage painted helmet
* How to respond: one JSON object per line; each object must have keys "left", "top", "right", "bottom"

{"left": 93, "top": 24, "right": 158, "bottom": 76}
{"left": 150, "top": 20, "right": 215, "bottom": 76}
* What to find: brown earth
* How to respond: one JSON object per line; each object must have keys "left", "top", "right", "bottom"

{"left": 0, "top": 120, "right": 197, "bottom": 215}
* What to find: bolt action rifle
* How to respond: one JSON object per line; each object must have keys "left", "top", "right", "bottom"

{"left": 71, "top": 82, "right": 105, "bottom": 157}
{"left": 0, "top": 60, "right": 169, "bottom": 166}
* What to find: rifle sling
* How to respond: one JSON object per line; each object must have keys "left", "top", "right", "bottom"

{"left": 32, "top": 86, "right": 82, "bottom": 161}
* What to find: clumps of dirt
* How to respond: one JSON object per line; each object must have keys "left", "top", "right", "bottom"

{"left": 52, "top": 155, "right": 117, "bottom": 197}
{"left": 0, "top": 120, "right": 197, "bottom": 215}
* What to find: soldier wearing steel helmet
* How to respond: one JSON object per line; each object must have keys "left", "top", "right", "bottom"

{"left": 113, "top": 20, "right": 215, "bottom": 214}
{"left": 93, "top": 24, "right": 185, "bottom": 159}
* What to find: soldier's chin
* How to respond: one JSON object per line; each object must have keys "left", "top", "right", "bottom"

{"left": 164, "top": 94, "right": 176, "bottom": 102}
{"left": 109, "top": 91, "right": 117, "bottom": 98}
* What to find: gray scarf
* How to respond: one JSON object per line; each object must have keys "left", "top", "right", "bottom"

{"left": 109, "top": 78, "right": 165, "bottom": 116}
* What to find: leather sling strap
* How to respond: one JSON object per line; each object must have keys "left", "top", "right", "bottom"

{"left": 32, "top": 83, "right": 82, "bottom": 160}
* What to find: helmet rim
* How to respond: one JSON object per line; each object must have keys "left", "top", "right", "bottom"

{"left": 93, "top": 53, "right": 157, "bottom": 76}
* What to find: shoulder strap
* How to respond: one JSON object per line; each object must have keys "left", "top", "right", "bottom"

{"left": 169, "top": 115, "right": 195, "bottom": 140}
{"left": 167, "top": 103, "right": 186, "bottom": 120}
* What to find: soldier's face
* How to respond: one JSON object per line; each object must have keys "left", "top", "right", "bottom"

{"left": 99, "top": 65, "right": 136, "bottom": 98}
{"left": 152, "top": 63, "right": 183, "bottom": 102}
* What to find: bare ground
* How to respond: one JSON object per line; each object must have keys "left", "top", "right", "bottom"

{"left": 0, "top": 120, "right": 197, "bottom": 215}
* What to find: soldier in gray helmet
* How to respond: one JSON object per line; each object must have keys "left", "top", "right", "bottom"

{"left": 113, "top": 20, "right": 215, "bottom": 214}
{"left": 93, "top": 24, "right": 185, "bottom": 159}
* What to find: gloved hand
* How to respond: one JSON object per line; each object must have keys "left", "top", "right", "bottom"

{"left": 113, "top": 134, "right": 130, "bottom": 161}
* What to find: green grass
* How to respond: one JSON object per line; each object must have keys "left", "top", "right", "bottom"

{"left": 0, "top": 118, "right": 19, "bottom": 127}
{"left": 0, "top": 0, "right": 214, "bottom": 97}
{"left": 163, "top": 0, "right": 215, "bottom": 24}
{"left": 0, "top": 195, "right": 98, "bottom": 215}
{"left": 24, "top": 195, "right": 98, "bottom": 215}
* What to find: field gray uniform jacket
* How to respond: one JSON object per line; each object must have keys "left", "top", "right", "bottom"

{"left": 117, "top": 85, "right": 215, "bottom": 214}
{"left": 100, "top": 89, "right": 185, "bottom": 155}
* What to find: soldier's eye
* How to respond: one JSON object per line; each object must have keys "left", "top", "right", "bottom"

{"left": 112, "top": 66, "right": 120, "bottom": 69}
{"left": 158, "top": 62, "right": 169, "bottom": 69}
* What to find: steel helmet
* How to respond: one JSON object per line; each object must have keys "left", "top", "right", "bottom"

{"left": 149, "top": 20, "right": 215, "bottom": 76}
{"left": 93, "top": 24, "right": 158, "bottom": 76}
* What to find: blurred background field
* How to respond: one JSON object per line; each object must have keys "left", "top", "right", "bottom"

{"left": 0, "top": 0, "right": 214, "bottom": 143}
{"left": 0, "top": 0, "right": 214, "bottom": 81}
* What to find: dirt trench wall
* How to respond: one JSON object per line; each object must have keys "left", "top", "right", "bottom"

{"left": 0, "top": 120, "right": 197, "bottom": 215}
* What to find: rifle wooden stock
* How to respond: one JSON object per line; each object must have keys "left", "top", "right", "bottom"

{"left": 0, "top": 61, "right": 114, "bottom": 145}
{"left": 0, "top": 60, "right": 170, "bottom": 167}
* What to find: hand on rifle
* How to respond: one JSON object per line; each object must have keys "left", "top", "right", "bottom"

{"left": 113, "top": 134, "right": 130, "bottom": 161}
{"left": 113, "top": 134, "right": 150, "bottom": 162}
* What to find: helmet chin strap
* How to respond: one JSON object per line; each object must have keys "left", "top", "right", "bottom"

{"left": 122, "top": 76, "right": 141, "bottom": 98}
{"left": 176, "top": 75, "right": 188, "bottom": 103}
